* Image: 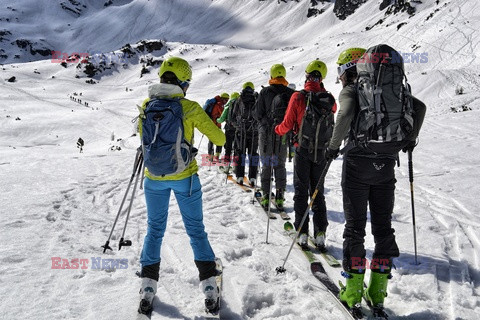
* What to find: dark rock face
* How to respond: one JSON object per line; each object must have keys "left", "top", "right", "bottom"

{"left": 333, "top": 0, "right": 367, "bottom": 20}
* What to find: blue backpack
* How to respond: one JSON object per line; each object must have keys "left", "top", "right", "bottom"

{"left": 141, "top": 98, "right": 193, "bottom": 177}
{"left": 203, "top": 98, "right": 217, "bottom": 117}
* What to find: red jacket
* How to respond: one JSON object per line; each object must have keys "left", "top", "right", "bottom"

{"left": 275, "top": 81, "right": 337, "bottom": 139}
{"left": 210, "top": 96, "right": 226, "bottom": 128}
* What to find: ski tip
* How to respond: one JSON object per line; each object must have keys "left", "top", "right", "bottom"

{"left": 283, "top": 221, "right": 294, "bottom": 230}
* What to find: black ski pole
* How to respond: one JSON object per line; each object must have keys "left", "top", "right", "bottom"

{"left": 408, "top": 150, "right": 418, "bottom": 265}
{"left": 102, "top": 148, "right": 142, "bottom": 253}
{"left": 118, "top": 153, "right": 143, "bottom": 250}
{"left": 276, "top": 159, "right": 332, "bottom": 273}
{"left": 266, "top": 128, "right": 275, "bottom": 244}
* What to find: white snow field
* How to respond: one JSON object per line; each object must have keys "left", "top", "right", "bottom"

{"left": 0, "top": 0, "right": 479, "bottom": 319}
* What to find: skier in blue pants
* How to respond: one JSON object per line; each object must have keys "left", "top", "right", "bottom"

{"left": 137, "top": 56, "right": 226, "bottom": 315}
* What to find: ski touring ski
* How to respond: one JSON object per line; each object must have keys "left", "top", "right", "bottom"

{"left": 284, "top": 222, "right": 340, "bottom": 267}
{"left": 282, "top": 222, "right": 357, "bottom": 319}
{"left": 254, "top": 191, "right": 277, "bottom": 219}
{"left": 269, "top": 196, "right": 290, "bottom": 220}
{"left": 307, "top": 236, "right": 341, "bottom": 267}
{"left": 227, "top": 175, "right": 252, "bottom": 193}
{"left": 203, "top": 258, "right": 223, "bottom": 320}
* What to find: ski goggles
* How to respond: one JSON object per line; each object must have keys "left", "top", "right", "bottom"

{"left": 178, "top": 80, "right": 190, "bottom": 90}
{"left": 337, "top": 60, "right": 358, "bottom": 77}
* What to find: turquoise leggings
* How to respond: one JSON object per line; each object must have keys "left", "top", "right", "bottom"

{"left": 140, "top": 174, "right": 215, "bottom": 267}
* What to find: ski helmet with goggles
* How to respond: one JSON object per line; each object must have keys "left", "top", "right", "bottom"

{"left": 336, "top": 48, "right": 366, "bottom": 77}
{"left": 158, "top": 57, "right": 192, "bottom": 82}
{"left": 305, "top": 60, "right": 327, "bottom": 79}
{"left": 243, "top": 82, "right": 255, "bottom": 90}
{"left": 270, "top": 64, "right": 286, "bottom": 79}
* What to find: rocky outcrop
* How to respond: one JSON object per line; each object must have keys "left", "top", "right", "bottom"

{"left": 333, "top": 0, "right": 368, "bottom": 20}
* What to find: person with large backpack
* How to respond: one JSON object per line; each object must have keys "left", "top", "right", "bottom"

{"left": 217, "top": 91, "right": 239, "bottom": 171}
{"left": 275, "top": 60, "right": 336, "bottom": 249}
{"left": 203, "top": 92, "right": 230, "bottom": 163}
{"left": 137, "top": 56, "right": 226, "bottom": 316}
{"left": 254, "top": 64, "right": 295, "bottom": 211}
{"left": 230, "top": 82, "right": 259, "bottom": 186}
{"left": 324, "top": 46, "right": 426, "bottom": 317}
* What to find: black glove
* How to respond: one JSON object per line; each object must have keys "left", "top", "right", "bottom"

{"left": 324, "top": 148, "right": 339, "bottom": 161}
{"left": 402, "top": 140, "right": 416, "bottom": 153}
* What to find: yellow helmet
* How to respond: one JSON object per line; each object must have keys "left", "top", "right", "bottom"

{"left": 230, "top": 92, "right": 240, "bottom": 99}
{"left": 336, "top": 48, "right": 367, "bottom": 77}
{"left": 336, "top": 48, "right": 366, "bottom": 65}
{"left": 220, "top": 92, "right": 230, "bottom": 99}
{"left": 270, "top": 64, "right": 286, "bottom": 78}
{"left": 158, "top": 56, "right": 192, "bottom": 82}
{"left": 243, "top": 82, "right": 255, "bottom": 90}
{"left": 305, "top": 60, "right": 328, "bottom": 79}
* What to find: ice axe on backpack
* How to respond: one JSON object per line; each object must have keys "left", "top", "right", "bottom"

{"left": 276, "top": 159, "right": 332, "bottom": 274}
{"left": 102, "top": 147, "right": 143, "bottom": 253}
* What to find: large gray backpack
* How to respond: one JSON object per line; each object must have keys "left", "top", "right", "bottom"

{"left": 353, "top": 44, "right": 414, "bottom": 155}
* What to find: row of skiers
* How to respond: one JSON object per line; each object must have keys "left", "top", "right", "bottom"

{"left": 136, "top": 44, "right": 426, "bottom": 317}
{"left": 203, "top": 60, "right": 333, "bottom": 214}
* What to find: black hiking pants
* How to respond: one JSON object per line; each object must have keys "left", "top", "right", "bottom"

{"left": 341, "top": 155, "right": 400, "bottom": 273}
{"left": 259, "top": 129, "right": 287, "bottom": 195}
{"left": 293, "top": 146, "right": 328, "bottom": 236}
{"left": 223, "top": 129, "right": 236, "bottom": 163}
{"left": 233, "top": 130, "right": 259, "bottom": 180}
{"left": 208, "top": 140, "right": 222, "bottom": 156}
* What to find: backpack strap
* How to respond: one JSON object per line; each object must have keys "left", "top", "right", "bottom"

{"left": 296, "top": 90, "right": 309, "bottom": 148}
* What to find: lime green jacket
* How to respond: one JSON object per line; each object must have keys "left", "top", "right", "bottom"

{"left": 139, "top": 83, "right": 226, "bottom": 180}
{"left": 217, "top": 98, "right": 236, "bottom": 123}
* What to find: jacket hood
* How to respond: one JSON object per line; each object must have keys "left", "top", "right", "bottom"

{"left": 269, "top": 77, "right": 289, "bottom": 86}
{"left": 304, "top": 80, "right": 322, "bottom": 92}
{"left": 148, "top": 83, "right": 184, "bottom": 99}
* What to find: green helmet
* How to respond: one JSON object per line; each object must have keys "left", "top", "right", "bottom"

{"left": 336, "top": 48, "right": 366, "bottom": 65}
{"left": 220, "top": 92, "right": 230, "bottom": 99}
{"left": 158, "top": 56, "right": 192, "bottom": 82}
{"left": 270, "top": 64, "right": 286, "bottom": 78}
{"left": 243, "top": 82, "right": 255, "bottom": 90}
{"left": 230, "top": 92, "right": 240, "bottom": 100}
{"left": 305, "top": 60, "right": 328, "bottom": 79}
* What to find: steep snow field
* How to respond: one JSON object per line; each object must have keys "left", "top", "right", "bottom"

{"left": 1, "top": 0, "right": 479, "bottom": 319}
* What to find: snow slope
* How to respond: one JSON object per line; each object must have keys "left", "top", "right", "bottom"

{"left": 1, "top": 0, "right": 479, "bottom": 319}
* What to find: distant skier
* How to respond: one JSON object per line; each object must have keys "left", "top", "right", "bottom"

{"left": 76, "top": 137, "right": 84, "bottom": 153}
{"left": 254, "top": 64, "right": 294, "bottom": 211}
{"left": 230, "top": 82, "right": 259, "bottom": 186}
{"left": 203, "top": 93, "right": 229, "bottom": 163}
{"left": 217, "top": 91, "right": 240, "bottom": 171}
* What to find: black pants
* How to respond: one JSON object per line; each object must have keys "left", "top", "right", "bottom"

{"left": 208, "top": 141, "right": 222, "bottom": 156}
{"left": 293, "top": 147, "right": 328, "bottom": 236}
{"left": 259, "top": 130, "right": 287, "bottom": 195}
{"left": 341, "top": 155, "right": 399, "bottom": 272}
{"left": 233, "top": 131, "right": 259, "bottom": 180}
{"left": 223, "top": 129, "right": 235, "bottom": 163}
